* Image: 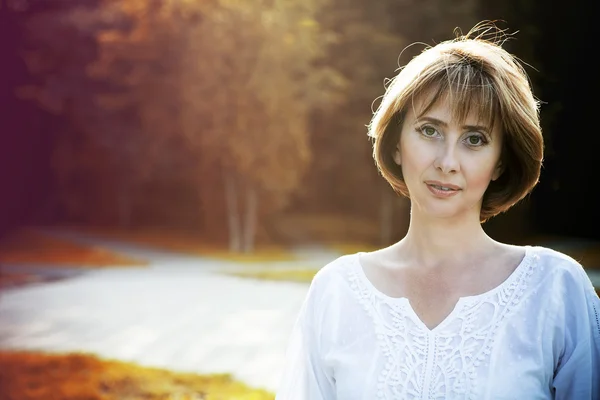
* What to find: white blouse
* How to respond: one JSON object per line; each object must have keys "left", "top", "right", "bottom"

{"left": 275, "top": 246, "right": 600, "bottom": 400}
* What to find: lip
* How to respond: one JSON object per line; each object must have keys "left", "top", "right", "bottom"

{"left": 424, "top": 181, "right": 461, "bottom": 190}
{"left": 425, "top": 181, "right": 461, "bottom": 198}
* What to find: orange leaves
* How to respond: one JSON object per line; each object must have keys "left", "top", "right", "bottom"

{"left": 0, "top": 351, "right": 274, "bottom": 400}
{"left": 0, "top": 230, "right": 147, "bottom": 267}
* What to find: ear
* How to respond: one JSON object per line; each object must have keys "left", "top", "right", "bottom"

{"left": 491, "top": 160, "right": 504, "bottom": 181}
{"left": 393, "top": 145, "right": 402, "bottom": 166}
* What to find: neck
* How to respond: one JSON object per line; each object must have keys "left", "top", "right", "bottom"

{"left": 397, "top": 207, "right": 497, "bottom": 270}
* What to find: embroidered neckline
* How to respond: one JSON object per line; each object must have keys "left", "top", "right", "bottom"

{"left": 352, "top": 245, "right": 535, "bottom": 306}
{"left": 345, "top": 247, "right": 539, "bottom": 399}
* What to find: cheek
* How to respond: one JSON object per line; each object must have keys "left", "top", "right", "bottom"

{"left": 400, "top": 138, "right": 432, "bottom": 174}
{"left": 400, "top": 151, "right": 426, "bottom": 182}
{"left": 464, "top": 158, "right": 498, "bottom": 188}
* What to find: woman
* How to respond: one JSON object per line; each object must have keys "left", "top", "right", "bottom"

{"left": 275, "top": 22, "right": 600, "bottom": 399}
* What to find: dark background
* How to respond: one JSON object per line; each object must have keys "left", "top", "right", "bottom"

{"left": 485, "top": 0, "right": 597, "bottom": 239}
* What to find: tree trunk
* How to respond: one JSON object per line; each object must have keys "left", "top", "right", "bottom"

{"left": 242, "top": 183, "right": 258, "bottom": 253}
{"left": 224, "top": 169, "right": 242, "bottom": 252}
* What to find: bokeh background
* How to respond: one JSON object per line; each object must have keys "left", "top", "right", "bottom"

{"left": 0, "top": 0, "right": 597, "bottom": 399}
{"left": 1, "top": 0, "right": 599, "bottom": 247}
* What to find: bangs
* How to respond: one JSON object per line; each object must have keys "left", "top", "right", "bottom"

{"left": 411, "top": 61, "right": 500, "bottom": 132}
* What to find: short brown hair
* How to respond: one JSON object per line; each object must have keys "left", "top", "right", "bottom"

{"left": 367, "top": 22, "right": 544, "bottom": 222}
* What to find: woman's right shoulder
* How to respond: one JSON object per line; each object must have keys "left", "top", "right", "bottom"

{"left": 309, "top": 252, "right": 362, "bottom": 291}
{"left": 302, "top": 253, "right": 367, "bottom": 319}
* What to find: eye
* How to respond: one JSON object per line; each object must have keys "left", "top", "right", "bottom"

{"left": 465, "top": 133, "right": 488, "bottom": 147}
{"left": 419, "top": 125, "right": 439, "bottom": 138}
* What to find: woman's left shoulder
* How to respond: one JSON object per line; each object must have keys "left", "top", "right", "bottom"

{"left": 529, "top": 245, "right": 598, "bottom": 300}
{"left": 529, "top": 245, "right": 586, "bottom": 276}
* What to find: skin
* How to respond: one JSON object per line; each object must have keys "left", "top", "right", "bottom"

{"left": 397, "top": 95, "right": 503, "bottom": 225}
{"left": 360, "top": 92, "right": 526, "bottom": 330}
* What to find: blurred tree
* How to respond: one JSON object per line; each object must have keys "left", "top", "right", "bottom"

{"left": 292, "top": 0, "right": 409, "bottom": 245}
{"left": 84, "top": 0, "right": 189, "bottom": 227}
{"left": 14, "top": 1, "right": 111, "bottom": 225}
{"left": 13, "top": 0, "right": 486, "bottom": 248}
{"left": 82, "top": 0, "right": 343, "bottom": 251}
{"left": 177, "top": 0, "right": 344, "bottom": 252}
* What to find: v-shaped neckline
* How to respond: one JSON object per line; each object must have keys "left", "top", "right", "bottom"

{"left": 402, "top": 296, "right": 464, "bottom": 332}
{"left": 353, "top": 246, "right": 535, "bottom": 334}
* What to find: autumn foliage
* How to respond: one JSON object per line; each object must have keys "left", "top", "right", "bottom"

{"left": 0, "top": 229, "right": 146, "bottom": 266}
{"left": 11, "top": 0, "right": 482, "bottom": 250}
{"left": 0, "top": 351, "right": 274, "bottom": 400}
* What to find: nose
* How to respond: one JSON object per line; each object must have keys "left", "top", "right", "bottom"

{"left": 434, "top": 143, "right": 460, "bottom": 174}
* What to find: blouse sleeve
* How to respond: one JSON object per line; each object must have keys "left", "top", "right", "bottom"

{"left": 552, "top": 266, "right": 600, "bottom": 400}
{"left": 275, "top": 276, "right": 336, "bottom": 400}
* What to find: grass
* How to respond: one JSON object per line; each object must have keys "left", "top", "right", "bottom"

{"left": 0, "top": 350, "right": 274, "bottom": 400}
{"left": 227, "top": 268, "right": 319, "bottom": 283}
{"left": 326, "top": 242, "right": 378, "bottom": 255}
{"left": 0, "top": 229, "right": 147, "bottom": 267}
{"left": 64, "top": 226, "right": 296, "bottom": 263}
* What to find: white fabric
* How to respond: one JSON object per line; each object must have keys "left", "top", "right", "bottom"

{"left": 275, "top": 246, "right": 600, "bottom": 400}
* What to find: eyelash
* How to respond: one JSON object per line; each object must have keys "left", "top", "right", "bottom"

{"left": 465, "top": 133, "right": 489, "bottom": 146}
{"left": 416, "top": 125, "right": 489, "bottom": 147}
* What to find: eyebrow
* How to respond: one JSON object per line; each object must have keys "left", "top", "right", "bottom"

{"left": 415, "top": 116, "right": 492, "bottom": 134}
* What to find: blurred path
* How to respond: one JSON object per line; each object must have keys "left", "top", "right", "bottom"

{"left": 0, "top": 259, "right": 316, "bottom": 392}
{"left": 1, "top": 229, "right": 598, "bottom": 393}
{"left": 0, "top": 228, "right": 349, "bottom": 392}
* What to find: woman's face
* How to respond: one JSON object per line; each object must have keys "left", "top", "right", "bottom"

{"left": 396, "top": 94, "right": 503, "bottom": 221}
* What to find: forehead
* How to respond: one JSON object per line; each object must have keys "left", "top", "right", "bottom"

{"left": 400, "top": 50, "right": 505, "bottom": 131}
{"left": 408, "top": 84, "right": 499, "bottom": 129}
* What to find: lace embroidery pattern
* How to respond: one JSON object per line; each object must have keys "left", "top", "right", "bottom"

{"left": 346, "top": 252, "right": 537, "bottom": 400}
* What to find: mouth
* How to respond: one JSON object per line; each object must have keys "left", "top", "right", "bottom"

{"left": 425, "top": 181, "right": 461, "bottom": 191}
{"left": 428, "top": 184, "right": 457, "bottom": 191}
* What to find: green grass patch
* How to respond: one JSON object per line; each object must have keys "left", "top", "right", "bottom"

{"left": 227, "top": 268, "right": 318, "bottom": 283}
